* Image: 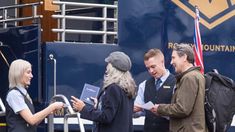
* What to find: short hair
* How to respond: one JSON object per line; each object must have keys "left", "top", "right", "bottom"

{"left": 8, "top": 59, "right": 31, "bottom": 89}
{"left": 144, "top": 48, "right": 164, "bottom": 62}
{"left": 173, "top": 44, "right": 194, "bottom": 64}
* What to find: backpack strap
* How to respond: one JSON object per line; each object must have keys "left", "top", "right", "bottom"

{"left": 205, "top": 73, "right": 213, "bottom": 91}
{"left": 208, "top": 72, "right": 235, "bottom": 90}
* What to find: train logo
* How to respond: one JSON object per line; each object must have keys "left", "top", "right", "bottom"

{"left": 172, "top": 0, "right": 235, "bottom": 29}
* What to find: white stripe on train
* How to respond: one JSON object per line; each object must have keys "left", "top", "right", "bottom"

{"left": 45, "top": 116, "right": 235, "bottom": 126}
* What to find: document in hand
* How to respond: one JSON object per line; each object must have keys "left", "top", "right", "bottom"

{"left": 139, "top": 101, "right": 154, "bottom": 110}
{"left": 80, "top": 83, "right": 100, "bottom": 105}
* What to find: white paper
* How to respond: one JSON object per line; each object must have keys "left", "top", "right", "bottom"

{"left": 140, "top": 101, "right": 154, "bottom": 110}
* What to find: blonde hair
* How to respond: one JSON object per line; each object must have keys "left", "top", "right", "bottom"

{"left": 144, "top": 48, "right": 165, "bottom": 63}
{"left": 8, "top": 59, "right": 31, "bottom": 89}
{"left": 103, "top": 63, "right": 136, "bottom": 98}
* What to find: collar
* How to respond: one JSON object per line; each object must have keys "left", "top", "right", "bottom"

{"left": 155, "top": 69, "right": 170, "bottom": 82}
{"left": 175, "top": 66, "right": 201, "bottom": 80}
{"left": 16, "top": 85, "right": 27, "bottom": 95}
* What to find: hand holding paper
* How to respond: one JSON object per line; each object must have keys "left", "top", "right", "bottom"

{"left": 134, "top": 103, "right": 143, "bottom": 112}
{"left": 138, "top": 101, "right": 154, "bottom": 110}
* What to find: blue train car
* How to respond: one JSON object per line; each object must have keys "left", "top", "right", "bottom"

{"left": 0, "top": 0, "right": 235, "bottom": 131}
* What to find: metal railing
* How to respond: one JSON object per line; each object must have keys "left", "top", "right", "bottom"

{"left": 48, "top": 54, "right": 57, "bottom": 96}
{"left": 0, "top": 2, "right": 42, "bottom": 28}
{"left": 47, "top": 94, "right": 85, "bottom": 132}
{"left": 52, "top": 1, "right": 118, "bottom": 44}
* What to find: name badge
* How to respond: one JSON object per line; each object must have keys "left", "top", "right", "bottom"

{"left": 163, "top": 85, "right": 171, "bottom": 89}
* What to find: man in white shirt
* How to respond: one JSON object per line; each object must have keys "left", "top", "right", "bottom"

{"left": 134, "top": 48, "right": 175, "bottom": 132}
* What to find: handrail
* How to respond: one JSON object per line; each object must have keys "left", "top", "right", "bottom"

{"left": 53, "top": 1, "right": 117, "bottom": 8}
{"left": 52, "top": 15, "right": 117, "bottom": 22}
{"left": 47, "top": 94, "right": 85, "bottom": 132}
{"left": 50, "top": 95, "right": 74, "bottom": 114}
{"left": 52, "top": 29, "right": 116, "bottom": 35}
{"left": 49, "top": 54, "right": 57, "bottom": 96}
{"left": 0, "top": 16, "right": 40, "bottom": 23}
{"left": 0, "top": 2, "right": 42, "bottom": 10}
{"left": 52, "top": 1, "right": 118, "bottom": 44}
{"left": 48, "top": 94, "right": 73, "bottom": 132}
{"left": 64, "top": 113, "right": 85, "bottom": 132}
{"left": 0, "top": 2, "right": 42, "bottom": 28}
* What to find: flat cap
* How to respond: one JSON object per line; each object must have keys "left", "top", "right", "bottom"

{"left": 105, "top": 51, "right": 132, "bottom": 72}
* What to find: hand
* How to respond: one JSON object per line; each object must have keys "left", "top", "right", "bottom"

{"left": 90, "top": 97, "right": 98, "bottom": 108}
{"left": 49, "top": 102, "right": 64, "bottom": 114}
{"left": 151, "top": 104, "right": 159, "bottom": 115}
{"left": 134, "top": 104, "right": 143, "bottom": 112}
{"left": 71, "top": 96, "right": 85, "bottom": 112}
{"left": 50, "top": 102, "right": 64, "bottom": 110}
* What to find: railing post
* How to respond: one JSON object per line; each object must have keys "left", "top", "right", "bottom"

{"left": 3, "top": 9, "right": 7, "bottom": 28}
{"left": 14, "top": 0, "right": 18, "bottom": 27}
{"left": 49, "top": 54, "right": 57, "bottom": 96}
{"left": 57, "top": 9, "right": 61, "bottom": 41}
{"left": 32, "top": 5, "right": 37, "bottom": 24}
{"left": 103, "top": 6, "right": 107, "bottom": 44}
{"left": 61, "top": 3, "right": 66, "bottom": 42}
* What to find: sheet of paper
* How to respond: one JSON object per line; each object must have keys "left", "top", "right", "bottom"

{"left": 140, "top": 101, "right": 154, "bottom": 110}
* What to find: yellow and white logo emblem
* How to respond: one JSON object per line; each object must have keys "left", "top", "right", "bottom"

{"left": 172, "top": 0, "right": 235, "bottom": 29}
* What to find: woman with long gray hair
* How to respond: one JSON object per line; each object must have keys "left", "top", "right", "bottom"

{"left": 71, "top": 51, "right": 136, "bottom": 132}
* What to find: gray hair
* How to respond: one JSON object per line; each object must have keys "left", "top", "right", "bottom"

{"left": 173, "top": 44, "right": 194, "bottom": 64}
{"left": 8, "top": 59, "right": 31, "bottom": 89}
{"left": 103, "top": 63, "right": 136, "bottom": 98}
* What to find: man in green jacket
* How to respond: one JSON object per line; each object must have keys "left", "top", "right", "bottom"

{"left": 151, "top": 44, "right": 207, "bottom": 132}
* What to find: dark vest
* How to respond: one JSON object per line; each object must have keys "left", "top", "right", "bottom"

{"left": 6, "top": 87, "right": 36, "bottom": 132}
{"left": 144, "top": 74, "right": 175, "bottom": 132}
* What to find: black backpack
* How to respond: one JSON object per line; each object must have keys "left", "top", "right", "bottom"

{"left": 205, "top": 71, "right": 235, "bottom": 132}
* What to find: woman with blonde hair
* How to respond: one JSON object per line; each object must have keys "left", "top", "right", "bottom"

{"left": 71, "top": 51, "right": 136, "bottom": 132}
{"left": 6, "top": 59, "right": 64, "bottom": 132}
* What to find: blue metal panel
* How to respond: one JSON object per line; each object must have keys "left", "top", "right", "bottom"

{"left": 0, "top": 25, "right": 41, "bottom": 101}
{"left": 42, "top": 42, "right": 120, "bottom": 102}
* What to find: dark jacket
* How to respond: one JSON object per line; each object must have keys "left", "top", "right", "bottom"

{"left": 6, "top": 88, "right": 36, "bottom": 132}
{"left": 144, "top": 74, "right": 175, "bottom": 132}
{"left": 80, "top": 83, "right": 134, "bottom": 132}
{"left": 157, "top": 67, "right": 207, "bottom": 132}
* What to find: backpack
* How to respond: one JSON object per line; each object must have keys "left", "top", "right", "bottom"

{"left": 204, "top": 71, "right": 235, "bottom": 132}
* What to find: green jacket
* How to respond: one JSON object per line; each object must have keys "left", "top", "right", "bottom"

{"left": 157, "top": 67, "right": 207, "bottom": 132}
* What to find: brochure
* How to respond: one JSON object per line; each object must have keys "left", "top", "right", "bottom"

{"left": 80, "top": 83, "right": 100, "bottom": 105}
